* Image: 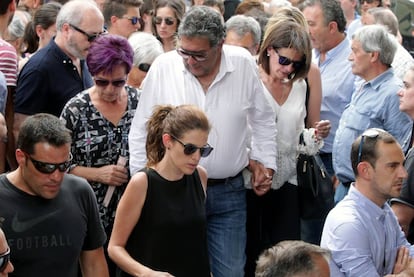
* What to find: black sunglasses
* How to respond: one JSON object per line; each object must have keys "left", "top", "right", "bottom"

{"left": 69, "top": 24, "right": 105, "bottom": 42}
{"left": 177, "top": 48, "right": 208, "bottom": 62}
{"left": 360, "top": 0, "right": 377, "bottom": 3}
{"left": 170, "top": 135, "right": 213, "bottom": 157}
{"left": 25, "top": 152, "right": 73, "bottom": 174}
{"left": 123, "top": 16, "right": 141, "bottom": 25}
{"left": 274, "top": 49, "right": 304, "bottom": 70}
{"left": 138, "top": 63, "right": 151, "bottom": 72}
{"left": 94, "top": 78, "right": 126, "bottom": 87}
{"left": 357, "top": 128, "right": 381, "bottom": 164}
{"left": 0, "top": 248, "right": 10, "bottom": 272}
{"left": 154, "top": 16, "right": 175, "bottom": 26}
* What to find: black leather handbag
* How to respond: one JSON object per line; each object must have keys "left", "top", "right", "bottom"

{"left": 297, "top": 134, "right": 334, "bottom": 219}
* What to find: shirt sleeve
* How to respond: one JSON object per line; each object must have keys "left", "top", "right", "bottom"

{"left": 247, "top": 63, "right": 277, "bottom": 170}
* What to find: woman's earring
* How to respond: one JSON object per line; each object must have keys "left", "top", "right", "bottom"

{"left": 267, "top": 53, "right": 270, "bottom": 57}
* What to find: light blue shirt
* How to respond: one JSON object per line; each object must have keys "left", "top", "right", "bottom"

{"left": 313, "top": 38, "right": 356, "bottom": 153}
{"left": 346, "top": 18, "right": 362, "bottom": 40}
{"left": 321, "top": 185, "right": 414, "bottom": 276}
{"left": 333, "top": 69, "right": 412, "bottom": 183}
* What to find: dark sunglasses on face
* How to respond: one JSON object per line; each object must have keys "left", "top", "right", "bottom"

{"left": 138, "top": 63, "right": 151, "bottom": 72}
{"left": 0, "top": 248, "right": 10, "bottom": 272}
{"left": 123, "top": 16, "right": 141, "bottom": 25}
{"left": 25, "top": 152, "right": 73, "bottom": 174}
{"left": 170, "top": 135, "right": 213, "bottom": 157}
{"left": 274, "top": 49, "right": 304, "bottom": 70}
{"left": 68, "top": 23, "right": 105, "bottom": 42}
{"left": 154, "top": 16, "right": 175, "bottom": 26}
{"left": 94, "top": 78, "right": 127, "bottom": 87}
{"left": 360, "top": 0, "right": 376, "bottom": 3}
{"left": 176, "top": 48, "right": 208, "bottom": 62}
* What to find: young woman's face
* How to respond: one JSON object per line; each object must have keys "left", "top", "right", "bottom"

{"left": 154, "top": 6, "right": 178, "bottom": 41}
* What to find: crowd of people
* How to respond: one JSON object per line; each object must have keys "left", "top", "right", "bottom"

{"left": 0, "top": 0, "right": 413, "bottom": 276}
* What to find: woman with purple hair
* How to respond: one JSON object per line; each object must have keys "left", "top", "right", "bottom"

{"left": 60, "top": 34, "right": 139, "bottom": 276}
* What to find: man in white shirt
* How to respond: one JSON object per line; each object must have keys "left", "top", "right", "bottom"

{"left": 128, "top": 6, "right": 277, "bottom": 277}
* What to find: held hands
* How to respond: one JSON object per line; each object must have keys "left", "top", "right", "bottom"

{"left": 141, "top": 267, "right": 175, "bottom": 277}
{"left": 249, "top": 159, "right": 273, "bottom": 196}
{"left": 96, "top": 165, "right": 129, "bottom": 186}
{"left": 388, "top": 246, "right": 414, "bottom": 277}
{"left": 315, "top": 120, "right": 331, "bottom": 139}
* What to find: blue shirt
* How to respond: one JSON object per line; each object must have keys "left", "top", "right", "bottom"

{"left": 313, "top": 38, "right": 356, "bottom": 153}
{"left": 321, "top": 185, "right": 414, "bottom": 276}
{"left": 333, "top": 69, "right": 412, "bottom": 183}
{"left": 15, "top": 39, "right": 93, "bottom": 116}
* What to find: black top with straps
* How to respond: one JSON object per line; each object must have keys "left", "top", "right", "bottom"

{"left": 119, "top": 168, "right": 210, "bottom": 277}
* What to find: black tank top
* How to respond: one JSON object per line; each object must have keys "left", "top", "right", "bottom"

{"left": 119, "top": 168, "right": 211, "bottom": 277}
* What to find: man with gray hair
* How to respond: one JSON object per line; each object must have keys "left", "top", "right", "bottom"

{"left": 224, "top": 14, "right": 261, "bottom": 56}
{"left": 362, "top": 7, "right": 414, "bottom": 80}
{"left": 128, "top": 6, "right": 277, "bottom": 277}
{"left": 332, "top": 25, "right": 412, "bottom": 201}
{"left": 13, "top": 0, "right": 105, "bottom": 140}
{"left": 255, "top": 240, "right": 330, "bottom": 277}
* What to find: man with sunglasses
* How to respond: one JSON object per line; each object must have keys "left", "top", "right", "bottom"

{"left": 103, "top": 0, "right": 142, "bottom": 39}
{"left": 128, "top": 6, "right": 277, "bottom": 277}
{"left": 333, "top": 25, "right": 412, "bottom": 203}
{"left": 321, "top": 129, "right": 414, "bottom": 276}
{"left": 13, "top": 0, "right": 104, "bottom": 150}
{"left": 0, "top": 113, "right": 109, "bottom": 277}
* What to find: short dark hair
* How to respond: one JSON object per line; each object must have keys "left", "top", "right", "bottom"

{"left": 17, "top": 113, "right": 71, "bottom": 155}
{"left": 350, "top": 128, "right": 397, "bottom": 176}
{"left": 86, "top": 34, "right": 134, "bottom": 76}
{"left": 0, "top": 0, "right": 13, "bottom": 15}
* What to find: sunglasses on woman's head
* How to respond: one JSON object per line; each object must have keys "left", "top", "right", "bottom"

{"left": 170, "top": 135, "right": 213, "bottom": 157}
{"left": 24, "top": 152, "right": 73, "bottom": 174}
{"left": 273, "top": 48, "right": 304, "bottom": 70}
{"left": 94, "top": 78, "right": 127, "bottom": 88}
{"left": 154, "top": 17, "right": 175, "bottom": 26}
{"left": 0, "top": 248, "right": 10, "bottom": 272}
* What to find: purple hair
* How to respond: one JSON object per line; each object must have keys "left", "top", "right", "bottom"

{"left": 86, "top": 34, "right": 134, "bottom": 76}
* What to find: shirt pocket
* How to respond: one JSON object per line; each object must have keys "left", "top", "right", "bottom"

{"left": 344, "top": 106, "right": 372, "bottom": 133}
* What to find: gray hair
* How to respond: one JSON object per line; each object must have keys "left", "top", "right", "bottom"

{"left": 300, "top": 0, "right": 346, "bottom": 33}
{"left": 352, "top": 24, "right": 397, "bottom": 66}
{"left": 178, "top": 6, "right": 225, "bottom": 47}
{"left": 366, "top": 7, "right": 399, "bottom": 37}
{"left": 225, "top": 15, "right": 261, "bottom": 46}
{"left": 7, "top": 14, "right": 27, "bottom": 41}
{"left": 128, "top": 32, "right": 164, "bottom": 66}
{"left": 255, "top": 240, "right": 331, "bottom": 277}
{"left": 56, "top": 0, "right": 102, "bottom": 31}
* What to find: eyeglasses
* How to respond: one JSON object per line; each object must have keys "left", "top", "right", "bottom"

{"left": 94, "top": 78, "right": 127, "bottom": 87}
{"left": 154, "top": 17, "right": 175, "bottom": 26}
{"left": 170, "top": 135, "right": 213, "bottom": 157}
{"left": 0, "top": 248, "right": 10, "bottom": 272}
{"left": 138, "top": 63, "right": 151, "bottom": 72}
{"left": 357, "top": 128, "right": 381, "bottom": 164}
{"left": 24, "top": 152, "right": 73, "bottom": 174}
{"left": 69, "top": 24, "right": 104, "bottom": 42}
{"left": 360, "top": 0, "right": 377, "bottom": 3}
{"left": 274, "top": 49, "right": 304, "bottom": 70}
{"left": 122, "top": 16, "right": 141, "bottom": 25}
{"left": 177, "top": 48, "right": 209, "bottom": 62}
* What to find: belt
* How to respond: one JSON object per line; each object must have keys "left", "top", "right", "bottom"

{"left": 207, "top": 171, "right": 243, "bottom": 186}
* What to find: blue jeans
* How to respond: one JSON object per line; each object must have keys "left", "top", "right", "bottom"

{"left": 206, "top": 175, "right": 246, "bottom": 277}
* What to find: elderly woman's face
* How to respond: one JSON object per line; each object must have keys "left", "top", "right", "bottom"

{"left": 94, "top": 64, "right": 128, "bottom": 102}
{"left": 398, "top": 70, "right": 414, "bottom": 118}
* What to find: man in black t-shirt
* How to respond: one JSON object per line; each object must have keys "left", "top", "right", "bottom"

{"left": 0, "top": 113, "right": 108, "bottom": 277}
